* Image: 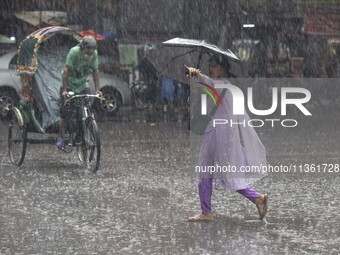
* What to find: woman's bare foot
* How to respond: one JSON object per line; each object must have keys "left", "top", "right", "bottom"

{"left": 188, "top": 213, "right": 215, "bottom": 222}
{"left": 255, "top": 194, "right": 268, "bottom": 220}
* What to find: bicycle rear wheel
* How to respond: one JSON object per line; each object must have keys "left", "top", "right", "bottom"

{"left": 8, "top": 109, "right": 27, "bottom": 166}
{"left": 82, "top": 118, "right": 100, "bottom": 173}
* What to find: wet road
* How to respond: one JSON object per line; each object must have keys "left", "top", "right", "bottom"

{"left": 0, "top": 115, "right": 340, "bottom": 255}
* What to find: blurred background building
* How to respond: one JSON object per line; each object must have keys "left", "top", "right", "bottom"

{"left": 0, "top": 0, "right": 339, "bottom": 78}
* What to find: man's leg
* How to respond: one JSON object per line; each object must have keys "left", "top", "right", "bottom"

{"left": 56, "top": 117, "right": 66, "bottom": 149}
{"left": 56, "top": 96, "right": 67, "bottom": 149}
{"left": 59, "top": 117, "right": 66, "bottom": 138}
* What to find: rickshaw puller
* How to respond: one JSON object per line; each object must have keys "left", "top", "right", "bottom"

{"left": 56, "top": 36, "right": 102, "bottom": 149}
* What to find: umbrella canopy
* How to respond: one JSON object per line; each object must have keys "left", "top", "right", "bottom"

{"left": 79, "top": 30, "right": 105, "bottom": 41}
{"left": 146, "top": 37, "right": 242, "bottom": 84}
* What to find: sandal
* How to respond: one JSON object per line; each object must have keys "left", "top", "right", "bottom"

{"left": 188, "top": 213, "right": 215, "bottom": 222}
{"left": 256, "top": 194, "right": 268, "bottom": 220}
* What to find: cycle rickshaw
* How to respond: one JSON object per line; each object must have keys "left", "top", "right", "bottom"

{"left": 8, "top": 26, "right": 101, "bottom": 173}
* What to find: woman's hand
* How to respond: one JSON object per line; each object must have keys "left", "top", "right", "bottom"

{"left": 184, "top": 65, "right": 201, "bottom": 77}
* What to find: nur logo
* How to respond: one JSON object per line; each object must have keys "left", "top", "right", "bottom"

{"left": 199, "top": 81, "right": 312, "bottom": 116}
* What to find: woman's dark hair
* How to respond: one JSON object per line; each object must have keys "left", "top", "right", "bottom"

{"left": 209, "top": 54, "right": 236, "bottom": 77}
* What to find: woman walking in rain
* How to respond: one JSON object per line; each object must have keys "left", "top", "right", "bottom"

{"left": 186, "top": 55, "right": 268, "bottom": 222}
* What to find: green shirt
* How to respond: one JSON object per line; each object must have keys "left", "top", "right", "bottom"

{"left": 64, "top": 45, "right": 99, "bottom": 93}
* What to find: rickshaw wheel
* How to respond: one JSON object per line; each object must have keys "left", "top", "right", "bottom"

{"left": 8, "top": 110, "right": 27, "bottom": 166}
{"left": 82, "top": 118, "right": 100, "bottom": 173}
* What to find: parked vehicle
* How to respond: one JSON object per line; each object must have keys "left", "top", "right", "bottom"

{"left": 0, "top": 51, "right": 20, "bottom": 118}
{"left": 0, "top": 51, "right": 131, "bottom": 119}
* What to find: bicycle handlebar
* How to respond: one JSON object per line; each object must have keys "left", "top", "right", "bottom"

{"left": 64, "top": 94, "right": 104, "bottom": 104}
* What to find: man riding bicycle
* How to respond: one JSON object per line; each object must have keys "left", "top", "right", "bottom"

{"left": 56, "top": 36, "right": 102, "bottom": 149}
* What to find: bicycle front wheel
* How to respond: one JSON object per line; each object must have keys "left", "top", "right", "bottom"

{"left": 8, "top": 109, "right": 27, "bottom": 166}
{"left": 82, "top": 118, "right": 100, "bottom": 173}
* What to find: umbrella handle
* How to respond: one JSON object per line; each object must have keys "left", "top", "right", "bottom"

{"left": 196, "top": 51, "right": 203, "bottom": 69}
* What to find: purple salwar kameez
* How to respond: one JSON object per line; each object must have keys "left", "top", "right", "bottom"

{"left": 194, "top": 77, "right": 267, "bottom": 214}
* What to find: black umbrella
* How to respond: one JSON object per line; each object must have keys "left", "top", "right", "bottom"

{"left": 146, "top": 37, "right": 242, "bottom": 84}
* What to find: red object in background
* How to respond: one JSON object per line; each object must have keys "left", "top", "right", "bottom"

{"left": 79, "top": 30, "right": 105, "bottom": 41}
{"left": 304, "top": 8, "right": 340, "bottom": 36}
{"left": 288, "top": 57, "right": 304, "bottom": 78}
